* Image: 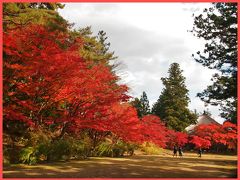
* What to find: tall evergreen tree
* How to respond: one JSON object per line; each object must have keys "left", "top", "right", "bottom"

{"left": 191, "top": 3, "right": 237, "bottom": 124}
{"left": 131, "top": 98, "right": 142, "bottom": 118}
{"left": 131, "top": 91, "right": 150, "bottom": 118}
{"left": 152, "top": 63, "right": 197, "bottom": 131}
{"left": 140, "top": 91, "right": 151, "bottom": 116}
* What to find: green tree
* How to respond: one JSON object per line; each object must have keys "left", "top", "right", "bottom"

{"left": 74, "top": 27, "right": 117, "bottom": 66}
{"left": 131, "top": 91, "right": 150, "bottom": 118}
{"left": 3, "top": 3, "right": 68, "bottom": 31}
{"left": 152, "top": 63, "right": 197, "bottom": 131}
{"left": 140, "top": 91, "right": 151, "bottom": 116}
{"left": 131, "top": 98, "right": 142, "bottom": 118}
{"left": 192, "top": 3, "right": 237, "bottom": 124}
{"left": 97, "top": 30, "right": 113, "bottom": 57}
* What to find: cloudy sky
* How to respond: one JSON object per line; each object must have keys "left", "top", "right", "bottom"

{"left": 58, "top": 3, "right": 224, "bottom": 124}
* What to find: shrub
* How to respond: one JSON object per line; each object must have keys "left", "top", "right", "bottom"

{"left": 67, "top": 136, "right": 92, "bottom": 159}
{"left": 18, "top": 135, "right": 93, "bottom": 164}
{"left": 3, "top": 146, "right": 11, "bottom": 165}
{"left": 95, "top": 140, "right": 137, "bottom": 157}
{"left": 125, "top": 143, "right": 138, "bottom": 156}
{"left": 18, "top": 131, "right": 51, "bottom": 164}
{"left": 18, "top": 141, "right": 50, "bottom": 164}
{"left": 140, "top": 142, "right": 163, "bottom": 155}
{"left": 48, "top": 139, "right": 72, "bottom": 161}
{"left": 19, "top": 147, "right": 37, "bottom": 165}
{"left": 95, "top": 140, "right": 113, "bottom": 157}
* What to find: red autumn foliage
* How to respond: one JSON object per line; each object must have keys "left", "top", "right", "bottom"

{"left": 104, "top": 103, "right": 143, "bottom": 143}
{"left": 3, "top": 25, "right": 130, "bottom": 139}
{"left": 167, "top": 130, "right": 188, "bottom": 148}
{"left": 3, "top": 24, "right": 171, "bottom": 148}
{"left": 189, "top": 135, "right": 211, "bottom": 149}
{"left": 140, "top": 115, "right": 168, "bottom": 147}
{"left": 3, "top": 25, "right": 83, "bottom": 126}
{"left": 189, "top": 122, "right": 237, "bottom": 150}
{"left": 5, "top": 24, "right": 235, "bottom": 152}
{"left": 222, "top": 121, "right": 237, "bottom": 149}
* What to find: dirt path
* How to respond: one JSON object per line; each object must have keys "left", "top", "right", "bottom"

{"left": 3, "top": 152, "right": 237, "bottom": 178}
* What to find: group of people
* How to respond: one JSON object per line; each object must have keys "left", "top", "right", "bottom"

{"left": 173, "top": 146, "right": 183, "bottom": 157}
{"left": 173, "top": 146, "right": 203, "bottom": 158}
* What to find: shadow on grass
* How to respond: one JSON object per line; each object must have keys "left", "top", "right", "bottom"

{"left": 3, "top": 154, "right": 237, "bottom": 178}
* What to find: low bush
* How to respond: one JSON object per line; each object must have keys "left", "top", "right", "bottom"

{"left": 140, "top": 142, "right": 163, "bottom": 155}
{"left": 95, "top": 140, "right": 137, "bottom": 157}
{"left": 47, "top": 139, "right": 72, "bottom": 161}
{"left": 19, "top": 147, "right": 38, "bottom": 165}
{"left": 3, "top": 146, "right": 11, "bottom": 165}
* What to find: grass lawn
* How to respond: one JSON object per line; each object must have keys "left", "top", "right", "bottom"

{"left": 3, "top": 151, "right": 237, "bottom": 178}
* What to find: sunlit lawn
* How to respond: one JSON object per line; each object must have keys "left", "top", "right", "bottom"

{"left": 3, "top": 151, "right": 237, "bottom": 178}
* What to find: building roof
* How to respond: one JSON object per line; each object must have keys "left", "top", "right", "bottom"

{"left": 185, "top": 114, "right": 220, "bottom": 132}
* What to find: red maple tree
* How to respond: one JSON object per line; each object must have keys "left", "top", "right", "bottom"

{"left": 189, "top": 122, "right": 237, "bottom": 150}
{"left": 3, "top": 25, "right": 130, "bottom": 141}
{"left": 140, "top": 115, "right": 168, "bottom": 147}
{"left": 167, "top": 130, "right": 188, "bottom": 148}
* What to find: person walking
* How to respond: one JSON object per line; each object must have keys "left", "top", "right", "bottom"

{"left": 198, "top": 148, "right": 202, "bottom": 158}
{"left": 173, "top": 145, "right": 178, "bottom": 157}
{"left": 178, "top": 147, "right": 183, "bottom": 157}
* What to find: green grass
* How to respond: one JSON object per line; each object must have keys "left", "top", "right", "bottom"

{"left": 3, "top": 151, "right": 237, "bottom": 178}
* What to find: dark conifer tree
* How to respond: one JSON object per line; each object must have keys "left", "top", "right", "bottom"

{"left": 131, "top": 98, "right": 142, "bottom": 118}
{"left": 192, "top": 3, "right": 237, "bottom": 124}
{"left": 152, "top": 63, "right": 197, "bottom": 131}
{"left": 131, "top": 91, "right": 150, "bottom": 118}
{"left": 140, "top": 91, "right": 150, "bottom": 116}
